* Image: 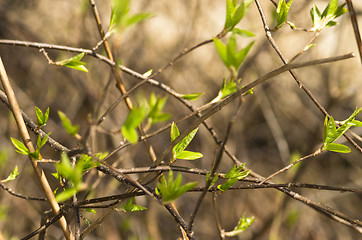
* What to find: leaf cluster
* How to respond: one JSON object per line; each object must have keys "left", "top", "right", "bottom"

{"left": 156, "top": 170, "right": 198, "bottom": 203}
{"left": 217, "top": 164, "right": 250, "bottom": 192}
{"left": 171, "top": 122, "right": 203, "bottom": 161}
{"left": 310, "top": 0, "right": 347, "bottom": 31}
{"left": 322, "top": 108, "right": 362, "bottom": 153}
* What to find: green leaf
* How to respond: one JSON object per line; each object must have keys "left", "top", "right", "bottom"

{"left": 121, "top": 106, "right": 147, "bottom": 143}
{"left": 322, "top": 0, "right": 338, "bottom": 18}
{"left": 143, "top": 69, "right": 153, "bottom": 77}
{"left": 58, "top": 111, "right": 79, "bottom": 136}
{"left": 2, "top": 166, "right": 19, "bottom": 183}
{"left": 323, "top": 143, "right": 351, "bottom": 153}
{"left": 148, "top": 93, "right": 171, "bottom": 126}
{"left": 110, "top": 0, "right": 130, "bottom": 32}
{"left": 229, "top": 214, "right": 255, "bottom": 236}
{"left": 232, "top": 28, "right": 255, "bottom": 37}
{"left": 124, "top": 12, "right": 153, "bottom": 28}
{"left": 213, "top": 78, "right": 239, "bottom": 103}
{"left": 57, "top": 53, "right": 88, "bottom": 72}
{"left": 175, "top": 151, "right": 203, "bottom": 160}
{"left": 35, "top": 107, "right": 49, "bottom": 127}
{"left": 310, "top": 4, "right": 321, "bottom": 28}
{"left": 170, "top": 122, "right": 180, "bottom": 142}
{"left": 206, "top": 173, "right": 219, "bottom": 188}
{"left": 11, "top": 137, "right": 29, "bottom": 155}
{"left": 276, "top": 0, "right": 293, "bottom": 28}
{"left": 120, "top": 197, "right": 147, "bottom": 212}
{"left": 235, "top": 41, "right": 254, "bottom": 69}
{"left": 84, "top": 208, "right": 96, "bottom": 213}
{"left": 224, "top": 0, "right": 253, "bottom": 31}
{"left": 173, "top": 127, "right": 199, "bottom": 160}
{"left": 156, "top": 170, "right": 198, "bottom": 203}
{"left": 181, "top": 92, "right": 204, "bottom": 101}
{"left": 55, "top": 187, "right": 78, "bottom": 203}
{"left": 217, "top": 164, "right": 250, "bottom": 192}
{"left": 213, "top": 37, "right": 228, "bottom": 67}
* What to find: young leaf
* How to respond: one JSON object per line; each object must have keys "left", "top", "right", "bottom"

{"left": 228, "top": 214, "right": 255, "bottom": 236}
{"left": 58, "top": 111, "right": 79, "bottom": 137}
{"left": 206, "top": 173, "right": 219, "bottom": 189}
{"left": 276, "top": 0, "right": 293, "bottom": 28}
{"left": 172, "top": 125, "right": 200, "bottom": 161}
{"left": 35, "top": 107, "right": 49, "bottom": 127}
{"left": 232, "top": 28, "right": 255, "bottom": 37}
{"left": 218, "top": 164, "right": 250, "bottom": 192}
{"left": 156, "top": 170, "right": 198, "bottom": 203}
{"left": 212, "top": 78, "right": 239, "bottom": 103}
{"left": 57, "top": 53, "right": 88, "bottom": 72}
{"left": 143, "top": 69, "right": 153, "bottom": 78}
{"left": 120, "top": 197, "right": 147, "bottom": 212}
{"left": 224, "top": 0, "right": 253, "bottom": 32}
{"left": 170, "top": 122, "right": 180, "bottom": 142}
{"left": 11, "top": 137, "right": 29, "bottom": 155}
{"left": 147, "top": 93, "right": 171, "bottom": 126}
{"left": 322, "top": 108, "right": 362, "bottom": 153}
{"left": 181, "top": 92, "right": 204, "bottom": 101}
{"left": 324, "top": 143, "right": 351, "bottom": 153}
{"left": 55, "top": 187, "right": 78, "bottom": 203}
{"left": 1, "top": 166, "right": 19, "bottom": 183}
{"left": 124, "top": 12, "right": 153, "bottom": 28}
{"left": 121, "top": 106, "right": 147, "bottom": 143}
{"left": 213, "top": 37, "right": 228, "bottom": 67}
{"left": 175, "top": 151, "right": 203, "bottom": 161}
{"left": 109, "top": 0, "right": 130, "bottom": 32}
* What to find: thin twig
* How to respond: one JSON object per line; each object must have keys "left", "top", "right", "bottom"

{"left": 346, "top": 0, "right": 362, "bottom": 64}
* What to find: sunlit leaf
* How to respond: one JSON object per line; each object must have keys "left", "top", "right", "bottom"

{"left": 11, "top": 138, "right": 29, "bottom": 155}
{"left": 2, "top": 166, "right": 19, "bottom": 183}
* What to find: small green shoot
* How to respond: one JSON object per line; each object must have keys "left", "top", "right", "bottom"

{"left": 56, "top": 53, "right": 88, "bottom": 72}
{"left": 120, "top": 197, "right": 147, "bottom": 212}
{"left": 35, "top": 107, "right": 49, "bottom": 128}
{"left": 211, "top": 78, "right": 239, "bottom": 103}
{"left": 58, "top": 111, "right": 80, "bottom": 137}
{"left": 109, "top": 0, "right": 152, "bottom": 33}
{"left": 11, "top": 138, "right": 30, "bottom": 156}
{"left": 213, "top": 33, "right": 254, "bottom": 75}
{"left": 206, "top": 173, "right": 219, "bottom": 189}
{"left": 54, "top": 153, "right": 86, "bottom": 202}
{"left": 224, "top": 0, "right": 253, "bottom": 32}
{"left": 1, "top": 166, "right": 19, "bottom": 183}
{"left": 310, "top": 0, "right": 347, "bottom": 32}
{"left": 322, "top": 108, "right": 362, "bottom": 153}
{"left": 225, "top": 214, "right": 254, "bottom": 237}
{"left": 218, "top": 164, "right": 250, "bottom": 191}
{"left": 11, "top": 133, "right": 49, "bottom": 160}
{"left": 143, "top": 69, "right": 153, "bottom": 78}
{"left": 147, "top": 93, "right": 171, "bottom": 127}
{"left": 171, "top": 122, "right": 203, "bottom": 161}
{"left": 121, "top": 106, "right": 148, "bottom": 143}
{"left": 276, "top": 0, "right": 293, "bottom": 28}
{"left": 181, "top": 92, "right": 204, "bottom": 101}
{"left": 156, "top": 170, "right": 198, "bottom": 203}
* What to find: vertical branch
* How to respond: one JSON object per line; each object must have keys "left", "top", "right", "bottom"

{"left": 0, "top": 58, "right": 73, "bottom": 240}
{"left": 346, "top": 0, "right": 362, "bottom": 64}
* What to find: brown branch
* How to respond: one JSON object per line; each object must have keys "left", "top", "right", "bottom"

{"left": 346, "top": 0, "right": 362, "bottom": 64}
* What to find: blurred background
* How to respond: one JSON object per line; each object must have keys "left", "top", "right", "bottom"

{"left": 0, "top": 0, "right": 361, "bottom": 239}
